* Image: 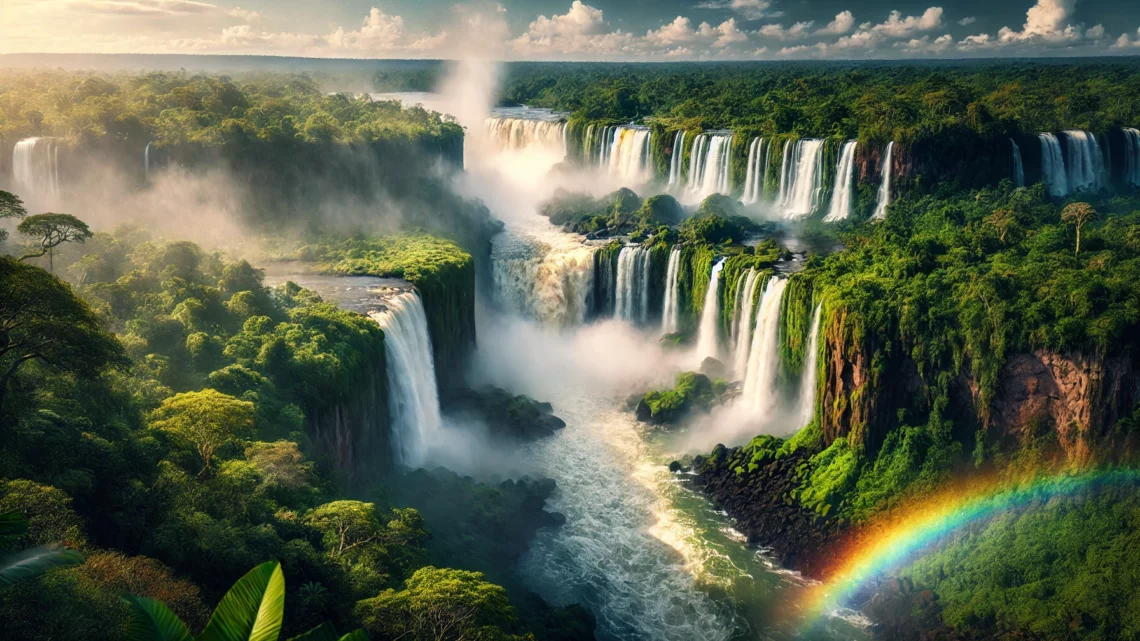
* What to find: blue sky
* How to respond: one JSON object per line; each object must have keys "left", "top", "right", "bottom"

{"left": 3, "top": 0, "right": 1139, "bottom": 59}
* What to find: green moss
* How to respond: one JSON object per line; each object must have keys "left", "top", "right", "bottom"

{"left": 636, "top": 372, "right": 721, "bottom": 425}
{"left": 779, "top": 274, "right": 815, "bottom": 377}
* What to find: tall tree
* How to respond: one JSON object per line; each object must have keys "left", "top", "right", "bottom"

{"left": 0, "top": 257, "right": 128, "bottom": 417}
{"left": 0, "top": 190, "right": 28, "bottom": 245}
{"left": 17, "top": 213, "right": 93, "bottom": 271}
{"left": 1061, "top": 202, "right": 1098, "bottom": 256}
{"left": 149, "top": 389, "right": 255, "bottom": 473}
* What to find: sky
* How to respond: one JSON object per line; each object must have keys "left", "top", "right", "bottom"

{"left": 2, "top": 0, "right": 1139, "bottom": 60}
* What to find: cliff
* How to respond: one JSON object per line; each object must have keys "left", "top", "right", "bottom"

{"left": 308, "top": 365, "right": 392, "bottom": 483}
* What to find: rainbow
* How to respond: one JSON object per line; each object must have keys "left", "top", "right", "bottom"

{"left": 800, "top": 468, "right": 1140, "bottom": 620}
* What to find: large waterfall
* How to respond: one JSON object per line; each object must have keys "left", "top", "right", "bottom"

{"left": 742, "top": 277, "right": 788, "bottom": 413}
{"left": 1011, "top": 138, "right": 1025, "bottom": 188}
{"left": 693, "top": 258, "right": 725, "bottom": 365}
{"left": 493, "top": 221, "right": 597, "bottom": 328}
{"left": 615, "top": 245, "right": 652, "bottom": 325}
{"left": 590, "top": 125, "right": 653, "bottom": 184}
{"left": 371, "top": 291, "right": 442, "bottom": 467}
{"left": 485, "top": 117, "right": 568, "bottom": 157}
{"left": 731, "top": 269, "right": 762, "bottom": 378}
{"left": 13, "top": 137, "right": 60, "bottom": 201}
{"left": 797, "top": 304, "right": 822, "bottom": 428}
{"left": 777, "top": 138, "right": 826, "bottom": 218}
{"left": 872, "top": 141, "right": 894, "bottom": 221}
{"left": 1062, "top": 130, "right": 1106, "bottom": 194}
{"left": 661, "top": 247, "right": 682, "bottom": 334}
{"left": 144, "top": 141, "right": 154, "bottom": 180}
{"left": 687, "top": 133, "right": 734, "bottom": 202}
{"left": 824, "top": 140, "right": 858, "bottom": 222}
{"left": 1125, "top": 128, "right": 1140, "bottom": 187}
{"left": 1039, "top": 133, "right": 1068, "bottom": 197}
{"left": 668, "top": 131, "right": 686, "bottom": 186}
{"left": 741, "top": 138, "right": 767, "bottom": 205}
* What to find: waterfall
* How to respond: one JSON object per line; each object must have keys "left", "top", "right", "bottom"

{"left": 742, "top": 138, "right": 766, "bottom": 205}
{"left": 797, "top": 304, "right": 822, "bottom": 427}
{"left": 687, "top": 132, "right": 734, "bottom": 202}
{"left": 12, "top": 137, "right": 60, "bottom": 201}
{"left": 493, "top": 227, "right": 597, "bottom": 328}
{"left": 823, "top": 140, "right": 858, "bottom": 222}
{"left": 370, "top": 291, "right": 442, "bottom": 467}
{"left": 693, "top": 258, "right": 725, "bottom": 365}
{"left": 742, "top": 277, "right": 788, "bottom": 413}
{"left": 144, "top": 141, "right": 153, "bottom": 180}
{"left": 661, "top": 247, "right": 682, "bottom": 334}
{"left": 1062, "top": 130, "right": 1106, "bottom": 194}
{"left": 615, "top": 245, "right": 652, "bottom": 325}
{"left": 1040, "top": 133, "right": 1068, "bottom": 197}
{"left": 1010, "top": 139, "right": 1025, "bottom": 188}
{"left": 872, "top": 141, "right": 895, "bottom": 221}
{"left": 668, "top": 131, "right": 686, "bottom": 186}
{"left": 777, "top": 138, "right": 827, "bottom": 218}
{"left": 731, "top": 269, "right": 762, "bottom": 378}
{"left": 1125, "top": 128, "right": 1140, "bottom": 187}
{"left": 593, "top": 126, "right": 652, "bottom": 184}
{"left": 485, "top": 117, "right": 568, "bottom": 157}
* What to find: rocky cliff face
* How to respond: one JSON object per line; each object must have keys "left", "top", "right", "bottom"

{"left": 308, "top": 367, "right": 392, "bottom": 483}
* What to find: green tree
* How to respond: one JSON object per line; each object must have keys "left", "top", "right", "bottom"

{"left": 1061, "top": 202, "right": 1098, "bottom": 256}
{"left": 354, "top": 567, "right": 520, "bottom": 641}
{"left": 149, "top": 389, "right": 255, "bottom": 473}
{"left": 986, "top": 208, "right": 1018, "bottom": 244}
{"left": 0, "top": 257, "right": 128, "bottom": 416}
{"left": 0, "top": 190, "right": 27, "bottom": 245}
{"left": 17, "top": 213, "right": 93, "bottom": 271}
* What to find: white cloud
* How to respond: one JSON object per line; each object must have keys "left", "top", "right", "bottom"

{"left": 642, "top": 16, "right": 749, "bottom": 50}
{"left": 870, "top": 7, "right": 945, "bottom": 38}
{"left": 897, "top": 33, "right": 954, "bottom": 53}
{"left": 1085, "top": 24, "right": 1104, "bottom": 40}
{"left": 694, "top": 0, "right": 782, "bottom": 20}
{"left": 1111, "top": 27, "right": 1140, "bottom": 49}
{"left": 524, "top": 0, "right": 605, "bottom": 38}
{"left": 997, "top": 0, "right": 1080, "bottom": 43}
{"left": 816, "top": 11, "right": 855, "bottom": 36}
{"left": 958, "top": 16, "right": 976, "bottom": 26}
{"left": 758, "top": 21, "right": 814, "bottom": 41}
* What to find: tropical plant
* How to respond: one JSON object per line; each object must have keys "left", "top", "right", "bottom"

{"left": 1061, "top": 202, "right": 1098, "bottom": 256}
{"left": 0, "top": 511, "right": 84, "bottom": 590}
{"left": 17, "top": 213, "right": 93, "bottom": 270}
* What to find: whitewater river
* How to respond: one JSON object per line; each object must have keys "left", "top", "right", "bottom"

{"left": 476, "top": 217, "right": 870, "bottom": 641}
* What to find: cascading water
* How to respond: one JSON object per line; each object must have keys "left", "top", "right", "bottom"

{"left": 485, "top": 116, "right": 568, "bottom": 157}
{"left": 1125, "top": 128, "right": 1140, "bottom": 187}
{"left": 741, "top": 138, "right": 767, "bottom": 205}
{"left": 1040, "top": 133, "right": 1068, "bottom": 197}
{"left": 592, "top": 126, "right": 653, "bottom": 184}
{"left": 493, "top": 229, "right": 597, "bottom": 327}
{"left": 144, "top": 141, "right": 153, "bottom": 180}
{"left": 1010, "top": 138, "right": 1025, "bottom": 188}
{"left": 615, "top": 245, "right": 652, "bottom": 325}
{"left": 742, "top": 277, "right": 788, "bottom": 413}
{"left": 731, "top": 270, "right": 762, "bottom": 378}
{"left": 687, "top": 133, "right": 733, "bottom": 202}
{"left": 797, "top": 304, "right": 823, "bottom": 428}
{"left": 370, "top": 291, "right": 442, "bottom": 467}
{"left": 668, "top": 131, "right": 687, "bottom": 186}
{"left": 824, "top": 140, "right": 857, "bottom": 222}
{"left": 661, "top": 247, "right": 682, "bottom": 334}
{"left": 1062, "top": 130, "right": 1106, "bottom": 194}
{"left": 693, "top": 258, "right": 726, "bottom": 366}
{"left": 777, "top": 138, "right": 827, "bottom": 219}
{"left": 871, "top": 141, "right": 895, "bottom": 221}
{"left": 12, "top": 137, "right": 60, "bottom": 201}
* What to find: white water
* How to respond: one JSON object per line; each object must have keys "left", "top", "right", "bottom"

{"left": 741, "top": 137, "right": 766, "bottom": 205}
{"left": 778, "top": 138, "right": 827, "bottom": 219}
{"left": 1040, "top": 133, "right": 1069, "bottom": 197}
{"left": 742, "top": 277, "right": 788, "bottom": 413}
{"left": 492, "top": 221, "right": 597, "bottom": 327}
{"left": 370, "top": 291, "right": 442, "bottom": 467}
{"left": 731, "top": 270, "right": 762, "bottom": 379}
{"left": 1125, "top": 128, "right": 1140, "bottom": 187}
{"left": 1010, "top": 138, "right": 1025, "bottom": 188}
{"left": 824, "top": 140, "right": 858, "bottom": 222}
{"left": 1062, "top": 130, "right": 1106, "bottom": 194}
{"left": 615, "top": 245, "right": 652, "bottom": 325}
{"left": 693, "top": 258, "right": 726, "bottom": 366}
{"left": 687, "top": 133, "right": 734, "bottom": 203}
{"left": 661, "top": 247, "right": 682, "bottom": 334}
{"left": 144, "top": 141, "right": 153, "bottom": 181}
{"left": 591, "top": 126, "right": 654, "bottom": 185}
{"left": 797, "top": 304, "right": 823, "bottom": 427}
{"left": 871, "top": 141, "right": 894, "bottom": 221}
{"left": 486, "top": 117, "right": 568, "bottom": 158}
{"left": 12, "top": 137, "right": 60, "bottom": 202}
{"left": 668, "top": 131, "right": 687, "bottom": 186}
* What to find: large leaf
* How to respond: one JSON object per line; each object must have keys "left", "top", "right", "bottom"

{"left": 122, "top": 595, "right": 193, "bottom": 641}
{"left": 198, "top": 560, "right": 286, "bottom": 641}
{"left": 286, "top": 623, "right": 338, "bottom": 641}
{"left": 0, "top": 512, "right": 29, "bottom": 539}
{"left": 0, "top": 543, "right": 84, "bottom": 588}
{"left": 338, "top": 631, "right": 368, "bottom": 641}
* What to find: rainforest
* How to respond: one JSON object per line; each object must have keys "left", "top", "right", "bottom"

{"left": 3, "top": 48, "right": 1140, "bottom": 641}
